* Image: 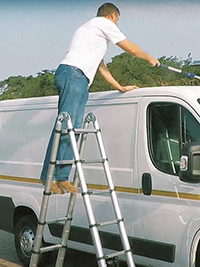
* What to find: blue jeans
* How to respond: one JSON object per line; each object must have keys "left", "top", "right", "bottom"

{"left": 40, "top": 64, "right": 89, "bottom": 183}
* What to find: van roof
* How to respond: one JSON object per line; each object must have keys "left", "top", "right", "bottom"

{"left": 89, "top": 86, "right": 200, "bottom": 101}
{"left": 0, "top": 86, "right": 200, "bottom": 107}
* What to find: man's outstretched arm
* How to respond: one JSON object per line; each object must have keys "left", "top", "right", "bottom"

{"left": 117, "top": 39, "right": 160, "bottom": 66}
{"left": 98, "top": 60, "right": 139, "bottom": 93}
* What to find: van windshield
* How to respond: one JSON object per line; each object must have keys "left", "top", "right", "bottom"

{"left": 148, "top": 102, "right": 200, "bottom": 175}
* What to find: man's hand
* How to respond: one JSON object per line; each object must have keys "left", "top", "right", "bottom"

{"left": 98, "top": 60, "right": 139, "bottom": 93}
{"left": 119, "top": 85, "right": 139, "bottom": 93}
{"left": 148, "top": 57, "right": 160, "bottom": 67}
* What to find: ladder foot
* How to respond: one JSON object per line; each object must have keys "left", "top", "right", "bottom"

{"left": 106, "top": 257, "right": 120, "bottom": 267}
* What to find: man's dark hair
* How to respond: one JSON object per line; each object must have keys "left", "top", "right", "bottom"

{"left": 97, "top": 3, "right": 120, "bottom": 17}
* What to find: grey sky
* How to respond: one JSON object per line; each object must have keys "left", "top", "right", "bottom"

{"left": 0, "top": 0, "right": 199, "bottom": 81}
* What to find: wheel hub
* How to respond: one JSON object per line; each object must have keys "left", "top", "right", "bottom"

{"left": 20, "top": 228, "right": 35, "bottom": 256}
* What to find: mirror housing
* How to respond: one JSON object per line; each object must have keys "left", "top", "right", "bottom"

{"left": 179, "top": 142, "right": 200, "bottom": 183}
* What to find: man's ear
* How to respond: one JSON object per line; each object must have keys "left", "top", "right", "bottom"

{"left": 110, "top": 12, "right": 115, "bottom": 19}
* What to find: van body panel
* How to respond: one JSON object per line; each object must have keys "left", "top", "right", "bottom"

{"left": 1, "top": 86, "right": 200, "bottom": 266}
{"left": 0, "top": 195, "right": 15, "bottom": 232}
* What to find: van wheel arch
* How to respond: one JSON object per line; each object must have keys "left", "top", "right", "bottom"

{"left": 13, "top": 206, "right": 37, "bottom": 230}
{"left": 14, "top": 208, "right": 50, "bottom": 266}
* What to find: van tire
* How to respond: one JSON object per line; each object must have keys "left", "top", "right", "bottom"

{"left": 14, "top": 214, "right": 49, "bottom": 267}
{"left": 196, "top": 241, "right": 200, "bottom": 267}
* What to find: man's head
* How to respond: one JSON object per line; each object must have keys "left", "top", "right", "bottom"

{"left": 97, "top": 3, "right": 120, "bottom": 24}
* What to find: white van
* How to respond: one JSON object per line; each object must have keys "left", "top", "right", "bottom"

{"left": 1, "top": 86, "right": 200, "bottom": 267}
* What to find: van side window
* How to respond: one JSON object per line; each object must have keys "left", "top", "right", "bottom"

{"left": 181, "top": 108, "right": 200, "bottom": 144}
{"left": 148, "top": 103, "right": 200, "bottom": 175}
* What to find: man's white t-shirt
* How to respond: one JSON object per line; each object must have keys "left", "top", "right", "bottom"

{"left": 60, "top": 17, "right": 126, "bottom": 86}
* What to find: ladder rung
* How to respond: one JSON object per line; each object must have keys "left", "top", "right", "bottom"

{"left": 74, "top": 129, "right": 98, "bottom": 134}
{"left": 89, "top": 190, "right": 110, "bottom": 196}
{"left": 61, "top": 129, "right": 98, "bottom": 134}
{"left": 47, "top": 217, "right": 71, "bottom": 224}
{"left": 56, "top": 159, "right": 104, "bottom": 165}
{"left": 82, "top": 159, "right": 104, "bottom": 164}
{"left": 56, "top": 160, "right": 74, "bottom": 165}
{"left": 96, "top": 219, "right": 122, "bottom": 228}
{"left": 40, "top": 244, "right": 62, "bottom": 253}
{"left": 104, "top": 250, "right": 131, "bottom": 260}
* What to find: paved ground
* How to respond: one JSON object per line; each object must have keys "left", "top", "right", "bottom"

{"left": 0, "top": 230, "right": 116, "bottom": 267}
{"left": 0, "top": 230, "right": 138, "bottom": 267}
{"left": 0, "top": 259, "right": 21, "bottom": 267}
{"left": 0, "top": 230, "right": 21, "bottom": 267}
{"left": 0, "top": 229, "right": 98, "bottom": 266}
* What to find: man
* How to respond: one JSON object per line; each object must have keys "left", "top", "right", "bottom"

{"left": 40, "top": 2, "right": 160, "bottom": 194}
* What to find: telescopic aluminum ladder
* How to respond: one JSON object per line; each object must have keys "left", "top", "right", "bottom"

{"left": 29, "top": 112, "right": 135, "bottom": 267}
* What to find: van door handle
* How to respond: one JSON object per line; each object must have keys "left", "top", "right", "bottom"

{"left": 142, "top": 173, "right": 152, "bottom": 196}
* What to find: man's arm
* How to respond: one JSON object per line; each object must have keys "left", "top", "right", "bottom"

{"left": 117, "top": 39, "right": 159, "bottom": 66}
{"left": 98, "top": 60, "right": 138, "bottom": 93}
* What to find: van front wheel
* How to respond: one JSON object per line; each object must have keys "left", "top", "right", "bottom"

{"left": 14, "top": 214, "right": 48, "bottom": 267}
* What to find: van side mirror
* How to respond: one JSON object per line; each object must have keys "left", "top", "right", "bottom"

{"left": 179, "top": 142, "right": 200, "bottom": 183}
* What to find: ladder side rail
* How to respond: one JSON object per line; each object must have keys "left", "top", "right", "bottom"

{"left": 29, "top": 116, "right": 63, "bottom": 267}
{"left": 55, "top": 117, "right": 91, "bottom": 267}
{"left": 55, "top": 191, "right": 77, "bottom": 267}
{"left": 66, "top": 114, "right": 107, "bottom": 267}
{"left": 93, "top": 118, "right": 135, "bottom": 267}
{"left": 55, "top": 184, "right": 78, "bottom": 267}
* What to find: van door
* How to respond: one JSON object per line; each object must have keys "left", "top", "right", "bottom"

{"left": 137, "top": 96, "right": 200, "bottom": 266}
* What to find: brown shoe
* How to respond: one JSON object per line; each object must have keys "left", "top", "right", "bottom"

{"left": 50, "top": 181, "right": 65, "bottom": 194}
{"left": 57, "top": 181, "right": 78, "bottom": 194}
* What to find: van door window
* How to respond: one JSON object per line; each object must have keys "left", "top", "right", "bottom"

{"left": 181, "top": 107, "right": 200, "bottom": 144}
{"left": 148, "top": 103, "right": 200, "bottom": 175}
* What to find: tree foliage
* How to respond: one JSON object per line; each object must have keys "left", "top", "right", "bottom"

{"left": 0, "top": 54, "right": 200, "bottom": 100}
{"left": 0, "top": 71, "right": 57, "bottom": 100}
{"left": 90, "top": 54, "right": 200, "bottom": 91}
